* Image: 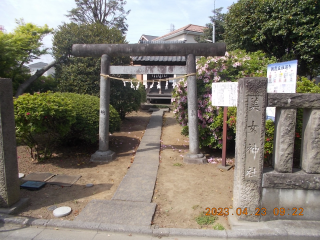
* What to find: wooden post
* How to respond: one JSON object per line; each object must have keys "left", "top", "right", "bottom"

{"left": 222, "top": 107, "right": 228, "bottom": 166}
{"left": 218, "top": 107, "right": 233, "bottom": 170}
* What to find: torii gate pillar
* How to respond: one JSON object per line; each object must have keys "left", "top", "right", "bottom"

{"left": 183, "top": 54, "right": 207, "bottom": 164}
{"left": 91, "top": 54, "right": 116, "bottom": 162}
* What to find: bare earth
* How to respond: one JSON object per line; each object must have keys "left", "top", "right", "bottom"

{"left": 17, "top": 110, "right": 234, "bottom": 229}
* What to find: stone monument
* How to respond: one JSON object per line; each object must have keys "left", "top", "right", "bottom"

{"left": 0, "top": 79, "right": 20, "bottom": 208}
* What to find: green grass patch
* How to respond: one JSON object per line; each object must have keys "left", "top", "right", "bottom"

{"left": 213, "top": 223, "right": 225, "bottom": 230}
{"left": 195, "top": 212, "right": 218, "bottom": 225}
{"left": 173, "top": 163, "right": 183, "bottom": 167}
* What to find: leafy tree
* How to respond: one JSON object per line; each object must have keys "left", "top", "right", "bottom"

{"left": 53, "top": 22, "right": 144, "bottom": 119}
{"left": 110, "top": 80, "right": 143, "bottom": 120}
{"left": 66, "top": 0, "right": 130, "bottom": 34}
{"left": 25, "top": 75, "right": 58, "bottom": 94}
{"left": 52, "top": 22, "right": 130, "bottom": 96}
{"left": 224, "top": 0, "right": 320, "bottom": 77}
{"left": 0, "top": 20, "right": 53, "bottom": 94}
{"left": 195, "top": 7, "right": 226, "bottom": 43}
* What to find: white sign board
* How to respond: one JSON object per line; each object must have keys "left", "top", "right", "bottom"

{"left": 212, "top": 82, "right": 238, "bottom": 107}
{"left": 267, "top": 60, "right": 297, "bottom": 93}
{"left": 266, "top": 60, "right": 298, "bottom": 120}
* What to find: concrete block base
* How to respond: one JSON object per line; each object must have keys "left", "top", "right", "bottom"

{"left": 90, "top": 150, "right": 116, "bottom": 162}
{"left": 217, "top": 164, "right": 233, "bottom": 171}
{"left": 183, "top": 153, "right": 207, "bottom": 164}
{"left": 0, "top": 198, "right": 29, "bottom": 215}
{"left": 261, "top": 188, "right": 320, "bottom": 221}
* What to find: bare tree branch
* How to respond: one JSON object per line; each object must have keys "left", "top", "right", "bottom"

{"left": 66, "top": 0, "right": 129, "bottom": 33}
{"left": 15, "top": 56, "right": 65, "bottom": 97}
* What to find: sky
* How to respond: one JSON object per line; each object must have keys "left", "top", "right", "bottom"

{"left": 0, "top": 0, "right": 237, "bottom": 64}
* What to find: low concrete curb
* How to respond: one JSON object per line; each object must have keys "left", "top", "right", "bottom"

{"left": 1, "top": 213, "right": 320, "bottom": 239}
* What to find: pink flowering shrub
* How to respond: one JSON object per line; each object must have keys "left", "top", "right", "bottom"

{"left": 172, "top": 50, "right": 276, "bottom": 149}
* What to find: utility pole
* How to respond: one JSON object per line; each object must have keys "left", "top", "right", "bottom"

{"left": 212, "top": 0, "right": 215, "bottom": 43}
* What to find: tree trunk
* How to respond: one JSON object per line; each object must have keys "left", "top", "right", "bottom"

{"left": 15, "top": 56, "right": 65, "bottom": 97}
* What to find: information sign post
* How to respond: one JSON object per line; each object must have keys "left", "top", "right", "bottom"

{"left": 212, "top": 82, "right": 238, "bottom": 170}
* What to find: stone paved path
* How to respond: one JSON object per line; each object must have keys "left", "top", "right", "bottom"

{"left": 75, "top": 109, "right": 168, "bottom": 226}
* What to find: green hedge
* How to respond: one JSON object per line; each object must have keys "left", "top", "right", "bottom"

{"left": 14, "top": 92, "right": 121, "bottom": 160}
{"left": 14, "top": 92, "right": 76, "bottom": 160}
{"left": 57, "top": 92, "right": 121, "bottom": 144}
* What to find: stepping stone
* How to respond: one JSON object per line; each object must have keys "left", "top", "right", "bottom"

{"left": 23, "top": 172, "right": 55, "bottom": 182}
{"left": 47, "top": 174, "right": 81, "bottom": 187}
{"left": 75, "top": 200, "right": 156, "bottom": 226}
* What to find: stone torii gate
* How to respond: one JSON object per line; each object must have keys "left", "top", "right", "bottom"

{"left": 72, "top": 43, "right": 226, "bottom": 163}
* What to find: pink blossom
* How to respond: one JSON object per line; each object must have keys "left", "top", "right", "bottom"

{"left": 214, "top": 76, "right": 221, "bottom": 82}
{"left": 26, "top": 112, "right": 30, "bottom": 116}
{"left": 232, "top": 62, "right": 242, "bottom": 67}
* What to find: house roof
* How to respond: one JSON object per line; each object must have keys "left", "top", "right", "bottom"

{"left": 137, "top": 40, "right": 186, "bottom": 44}
{"left": 139, "top": 35, "right": 158, "bottom": 42}
{"left": 132, "top": 24, "right": 205, "bottom": 64}
{"left": 153, "top": 24, "right": 206, "bottom": 41}
{"left": 28, "top": 62, "right": 48, "bottom": 68}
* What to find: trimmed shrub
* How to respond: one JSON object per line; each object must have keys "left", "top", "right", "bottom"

{"left": 264, "top": 120, "right": 275, "bottom": 164}
{"left": 26, "top": 75, "right": 58, "bottom": 94}
{"left": 14, "top": 92, "right": 76, "bottom": 160}
{"left": 57, "top": 92, "right": 121, "bottom": 145}
{"left": 110, "top": 79, "right": 142, "bottom": 120}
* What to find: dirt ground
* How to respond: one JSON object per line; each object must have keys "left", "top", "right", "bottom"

{"left": 17, "top": 110, "right": 234, "bottom": 229}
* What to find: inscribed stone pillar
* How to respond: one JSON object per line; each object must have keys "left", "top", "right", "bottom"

{"left": 301, "top": 109, "right": 320, "bottom": 173}
{"left": 233, "top": 78, "right": 267, "bottom": 221}
{"left": 0, "top": 79, "right": 20, "bottom": 207}
{"left": 90, "top": 55, "right": 116, "bottom": 162}
{"left": 183, "top": 54, "right": 206, "bottom": 164}
{"left": 272, "top": 108, "right": 296, "bottom": 173}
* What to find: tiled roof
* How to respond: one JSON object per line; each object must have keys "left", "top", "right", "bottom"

{"left": 132, "top": 40, "right": 186, "bottom": 63}
{"left": 140, "top": 35, "right": 158, "bottom": 42}
{"left": 153, "top": 24, "right": 205, "bottom": 41}
{"left": 132, "top": 56, "right": 186, "bottom": 62}
{"left": 138, "top": 40, "right": 186, "bottom": 44}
